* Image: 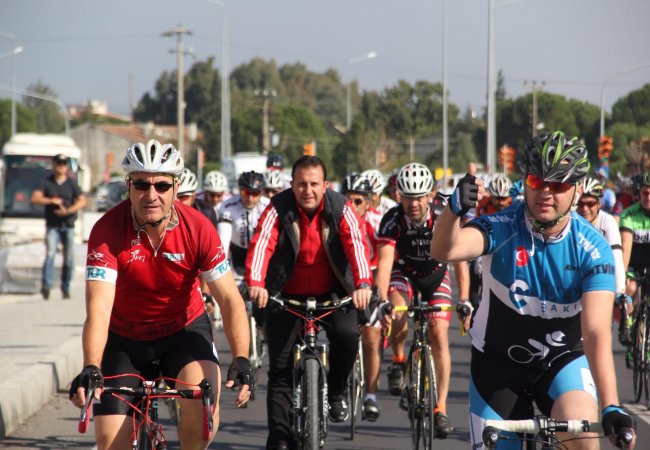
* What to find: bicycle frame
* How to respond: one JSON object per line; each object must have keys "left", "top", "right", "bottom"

{"left": 630, "top": 268, "right": 650, "bottom": 408}
{"left": 269, "top": 295, "right": 353, "bottom": 450}
{"left": 78, "top": 373, "right": 215, "bottom": 449}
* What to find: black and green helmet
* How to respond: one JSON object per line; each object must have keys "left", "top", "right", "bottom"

{"left": 519, "top": 131, "right": 590, "bottom": 183}
{"left": 631, "top": 173, "right": 650, "bottom": 191}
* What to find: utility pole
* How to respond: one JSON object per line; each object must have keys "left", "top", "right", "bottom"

{"left": 162, "top": 26, "right": 193, "bottom": 159}
{"left": 254, "top": 88, "right": 276, "bottom": 154}
{"left": 524, "top": 80, "right": 545, "bottom": 136}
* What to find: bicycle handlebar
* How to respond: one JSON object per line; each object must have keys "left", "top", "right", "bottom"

{"left": 483, "top": 418, "right": 634, "bottom": 449}
{"left": 268, "top": 295, "right": 353, "bottom": 312}
{"left": 78, "top": 374, "right": 215, "bottom": 436}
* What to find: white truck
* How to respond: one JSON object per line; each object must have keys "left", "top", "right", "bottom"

{"left": 0, "top": 133, "right": 89, "bottom": 245}
{"left": 220, "top": 152, "right": 268, "bottom": 194}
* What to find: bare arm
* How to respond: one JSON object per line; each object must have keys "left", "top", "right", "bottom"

{"left": 374, "top": 243, "right": 395, "bottom": 300}
{"left": 581, "top": 289, "right": 619, "bottom": 409}
{"left": 453, "top": 260, "right": 470, "bottom": 300}
{"left": 430, "top": 207, "right": 486, "bottom": 262}
{"left": 206, "top": 270, "right": 250, "bottom": 360}
{"left": 620, "top": 229, "right": 633, "bottom": 271}
{"left": 31, "top": 189, "right": 61, "bottom": 206}
{"left": 67, "top": 193, "right": 86, "bottom": 214}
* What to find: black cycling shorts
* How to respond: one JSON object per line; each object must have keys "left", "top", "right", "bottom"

{"left": 94, "top": 313, "right": 219, "bottom": 416}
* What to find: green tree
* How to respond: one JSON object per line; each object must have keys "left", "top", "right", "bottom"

{"left": 0, "top": 99, "right": 36, "bottom": 147}
{"left": 611, "top": 83, "right": 650, "bottom": 127}
{"left": 23, "top": 81, "right": 65, "bottom": 133}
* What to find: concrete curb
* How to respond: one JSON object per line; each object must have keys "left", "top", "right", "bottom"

{"left": 0, "top": 335, "right": 82, "bottom": 439}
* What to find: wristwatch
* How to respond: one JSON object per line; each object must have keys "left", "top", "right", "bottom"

{"left": 357, "top": 282, "right": 371, "bottom": 290}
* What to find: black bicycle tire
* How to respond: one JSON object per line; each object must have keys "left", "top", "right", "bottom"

{"left": 422, "top": 346, "right": 437, "bottom": 448}
{"left": 136, "top": 404, "right": 158, "bottom": 450}
{"left": 644, "top": 314, "right": 650, "bottom": 410}
{"left": 406, "top": 346, "right": 424, "bottom": 449}
{"left": 302, "top": 358, "right": 321, "bottom": 450}
{"left": 632, "top": 307, "right": 645, "bottom": 403}
{"left": 349, "top": 354, "right": 359, "bottom": 440}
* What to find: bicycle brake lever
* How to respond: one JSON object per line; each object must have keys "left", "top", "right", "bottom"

{"left": 78, "top": 373, "right": 100, "bottom": 433}
{"left": 199, "top": 379, "right": 215, "bottom": 432}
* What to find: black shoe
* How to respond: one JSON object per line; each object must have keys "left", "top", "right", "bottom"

{"left": 434, "top": 412, "right": 453, "bottom": 438}
{"left": 387, "top": 363, "right": 405, "bottom": 396}
{"left": 328, "top": 398, "right": 349, "bottom": 423}
{"left": 267, "top": 441, "right": 290, "bottom": 450}
{"left": 362, "top": 398, "right": 380, "bottom": 422}
{"left": 619, "top": 327, "right": 632, "bottom": 346}
{"left": 62, "top": 290, "right": 71, "bottom": 300}
{"left": 41, "top": 288, "right": 50, "bottom": 300}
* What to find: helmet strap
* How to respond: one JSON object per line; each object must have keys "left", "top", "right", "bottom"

{"left": 524, "top": 186, "right": 577, "bottom": 234}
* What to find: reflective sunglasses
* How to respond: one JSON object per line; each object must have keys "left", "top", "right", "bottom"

{"left": 241, "top": 189, "right": 262, "bottom": 197}
{"left": 525, "top": 174, "right": 574, "bottom": 193}
{"left": 264, "top": 189, "right": 281, "bottom": 195}
{"left": 577, "top": 199, "right": 599, "bottom": 208}
{"left": 132, "top": 180, "right": 175, "bottom": 193}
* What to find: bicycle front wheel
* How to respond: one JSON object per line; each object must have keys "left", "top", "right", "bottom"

{"left": 407, "top": 346, "right": 437, "bottom": 450}
{"left": 302, "top": 358, "right": 321, "bottom": 450}
{"left": 632, "top": 309, "right": 646, "bottom": 403}
{"left": 349, "top": 348, "right": 364, "bottom": 439}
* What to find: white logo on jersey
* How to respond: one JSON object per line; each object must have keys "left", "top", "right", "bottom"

{"left": 507, "top": 331, "right": 567, "bottom": 364}
{"left": 127, "top": 249, "right": 145, "bottom": 263}
{"left": 88, "top": 249, "right": 105, "bottom": 263}
{"left": 577, "top": 232, "right": 601, "bottom": 261}
{"left": 131, "top": 238, "right": 141, "bottom": 247}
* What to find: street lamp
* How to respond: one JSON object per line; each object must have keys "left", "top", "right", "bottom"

{"left": 600, "top": 62, "right": 650, "bottom": 137}
{"left": 206, "top": 0, "right": 232, "bottom": 162}
{"left": 346, "top": 51, "right": 377, "bottom": 130}
{"left": 0, "top": 46, "right": 23, "bottom": 136}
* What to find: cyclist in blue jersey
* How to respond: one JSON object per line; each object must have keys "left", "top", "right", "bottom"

{"left": 430, "top": 131, "right": 636, "bottom": 449}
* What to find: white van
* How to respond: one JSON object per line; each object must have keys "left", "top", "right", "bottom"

{"left": 221, "top": 152, "right": 268, "bottom": 194}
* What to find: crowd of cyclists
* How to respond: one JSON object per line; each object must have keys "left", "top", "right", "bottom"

{"left": 68, "top": 130, "right": 646, "bottom": 449}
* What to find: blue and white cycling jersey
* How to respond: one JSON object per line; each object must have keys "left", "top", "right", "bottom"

{"left": 467, "top": 203, "right": 615, "bottom": 367}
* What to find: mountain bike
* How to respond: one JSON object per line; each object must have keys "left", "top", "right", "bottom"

{"left": 482, "top": 415, "right": 634, "bottom": 449}
{"left": 348, "top": 339, "right": 365, "bottom": 440}
{"left": 268, "top": 294, "right": 353, "bottom": 450}
{"left": 78, "top": 372, "right": 215, "bottom": 450}
{"left": 379, "top": 300, "right": 454, "bottom": 450}
{"left": 628, "top": 267, "right": 650, "bottom": 407}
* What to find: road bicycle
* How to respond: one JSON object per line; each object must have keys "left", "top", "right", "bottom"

{"left": 482, "top": 415, "right": 634, "bottom": 449}
{"left": 78, "top": 372, "right": 215, "bottom": 450}
{"left": 628, "top": 268, "right": 650, "bottom": 408}
{"left": 237, "top": 278, "right": 266, "bottom": 376}
{"left": 348, "top": 339, "right": 365, "bottom": 440}
{"left": 379, "top": 300, "right": 455, "bottom": 450}
{"left": 268, "top": 294, "right": 353, "bottom": 450}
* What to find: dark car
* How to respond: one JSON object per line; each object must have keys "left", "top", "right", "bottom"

{"left": 94, "top": 177, "right": 127, "bottom": 212}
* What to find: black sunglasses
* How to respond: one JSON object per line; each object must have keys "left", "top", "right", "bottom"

{"left": 132, "top": 180, "right": 174, "bottom": 193}
{"left": 351, "top": 198, "right": 365, "bottom": 206}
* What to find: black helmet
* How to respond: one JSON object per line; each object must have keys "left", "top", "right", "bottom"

{"left": 519, "top": 131, "right": 590, "bottom": 184}
{"left": 266, "top": 153, "right": 284, "bottom": 169}
{"left": 632, "top": 173, "right": 650, "bottom": 191}
{"left": 341, "top": 174, "right": 373, "bottom": 196}
{"left": 238, "top": 171, "right": 264, "bottom": 191}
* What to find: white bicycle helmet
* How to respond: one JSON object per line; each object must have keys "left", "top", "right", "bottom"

{"left": 203, "top": 170, "right": 228, "bottom": 193}
{"left": 487, "top": 173, "right": 513, "bottom": 198}
{"left": 122, "top": 139, "right": 184, "bottom": 177}
{"left": 361, "top": 169, "right": 387, "bottom": 194}
{"left": 582, "top": 175, "right": 604, "bottom": 198}
{"left": 178, "top": 168, "right": 199, "bottom": 196}
{"left": 396, "top": 163, "right": 434, "bottom": 196}
{"left": 263, "top": 170, "right": 284, "bottom": 190}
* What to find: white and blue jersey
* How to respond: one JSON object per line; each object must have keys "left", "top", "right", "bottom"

{"left": 467, "top": 203, "right": 615, "bottom": 367}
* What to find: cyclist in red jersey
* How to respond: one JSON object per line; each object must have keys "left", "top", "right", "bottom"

{"left": 69, "top": 140, "right": 252, "bottom": 450}
{"left": 246, "top": 155, "right": 373, "bottom": 450}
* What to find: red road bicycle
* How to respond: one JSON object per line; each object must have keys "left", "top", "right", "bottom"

{"left": 78, "top": 372, "right": 215, "bottom": 450}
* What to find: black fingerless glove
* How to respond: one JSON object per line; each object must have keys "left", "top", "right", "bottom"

{"left": 602, "top": 404, "right": 635, "bottom": 447}
{"left": 449, "top": 173, "right": 478, "bottom": 217}
{"left": 69, "top": 365, "right": 103, "bottom": 399}
{"left": 227, "top": 356, "right": 255, "bottom": 394}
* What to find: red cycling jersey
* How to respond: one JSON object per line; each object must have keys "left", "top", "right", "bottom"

{"left": 86, "top": 200, "right": 230, "bottom": 340}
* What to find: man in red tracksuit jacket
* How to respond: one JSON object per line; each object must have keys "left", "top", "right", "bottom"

{"left": 246, "top": 155, "right": 372, "bottom": 450}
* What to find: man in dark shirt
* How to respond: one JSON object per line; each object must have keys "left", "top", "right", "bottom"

{"left": 31, "top": 154, "right": 86, "bottom": 300}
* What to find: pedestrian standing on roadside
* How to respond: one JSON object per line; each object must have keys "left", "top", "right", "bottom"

{"left": 31, "top": 153, "right": 86, "bottom": 300}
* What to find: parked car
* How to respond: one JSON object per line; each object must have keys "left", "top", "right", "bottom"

{"left": 94, "top": 176, "right": 127, "bottom": 212}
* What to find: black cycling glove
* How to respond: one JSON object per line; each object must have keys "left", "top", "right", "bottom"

{"left": 601, "top": 405, "right": 635, "bottom": 448}
{"left": 449, "top": 173, "right": 478, "bottom": 217}
{"left": 227, "top": 356, "right": 255, "bottom": 394}
{"left": 69, "top": 365, "right": 103, "bottom": 399}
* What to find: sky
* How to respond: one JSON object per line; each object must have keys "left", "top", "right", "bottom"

{"left": 1, "top": 0, "right": 649, "bottom": 120}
